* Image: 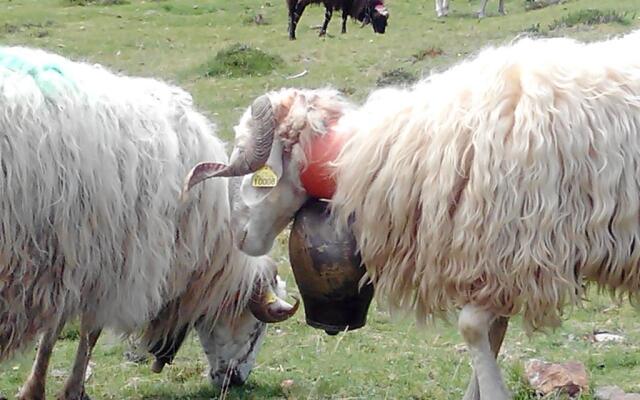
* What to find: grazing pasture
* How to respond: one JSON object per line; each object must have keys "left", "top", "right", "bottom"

{"left": 1, "top": 0, "right": 640, "bottom": 399}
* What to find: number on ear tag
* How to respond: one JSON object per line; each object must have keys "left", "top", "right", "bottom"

{"left": 252, "top": 166, "right": 278, "bottom": 188}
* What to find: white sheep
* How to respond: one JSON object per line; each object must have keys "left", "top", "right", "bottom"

{"left": 185, "top": 30, "right": 640, "bottom": 399}
{"left": 435, "top": 0, "right": 505, "bottom": 18}
{"left": 0, "top": 46, "right": 298, "bottom": 400}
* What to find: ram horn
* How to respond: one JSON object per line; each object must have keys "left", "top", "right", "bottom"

{"left": 183, "top": 95, "right": 276, "bottom": 192}
{"left": 249, "top": 283, "right": 300, "bottom": 323}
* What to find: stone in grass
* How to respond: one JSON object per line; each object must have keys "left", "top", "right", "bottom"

{"left": 593, "top": 331, "right": 625, "bottom": 343}
{"left": 595, "top": 386, "right": 640, "bottom": 400}
{"left": 280, "top": 379, "right": 295, "bottom": 396}
{"left": 524, "top": 359, "right": 589, "bottom": 398}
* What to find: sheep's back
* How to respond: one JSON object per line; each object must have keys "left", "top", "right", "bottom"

{"left": 0, "top": 46, "right": 230, "bottom": 358}
{"left": 332, "top": 31, "right": 640, "bottom": 331}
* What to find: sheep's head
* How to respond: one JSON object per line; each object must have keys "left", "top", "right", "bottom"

{"left": 184, "top": 88, "right": 352, "bottom": 256}
{"left": 365, "top": 0, "right": 389, "bottom": 34}
{"left": 149, "top": 255, "right": 298, "bottom": 383}
{"left": 197, "top": 256, "right": 298, "bottom": 387}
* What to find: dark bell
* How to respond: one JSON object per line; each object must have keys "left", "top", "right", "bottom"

{"left": 288, "top": 199, "right": 374, "bottom": 335}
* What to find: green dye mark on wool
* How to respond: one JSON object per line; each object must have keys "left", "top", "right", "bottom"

{"left": 0, "top": 48, "right": 76, "bottom": 97}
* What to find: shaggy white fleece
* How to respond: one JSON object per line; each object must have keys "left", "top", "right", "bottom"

{"left": 0, "top": 46, "right": 267, "bottom": 359}
{"left": 332, "top": 31, "right": 640, "bottom": 331}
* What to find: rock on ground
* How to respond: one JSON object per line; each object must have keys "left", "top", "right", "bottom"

{"left": 524, "top": 359, "right": 589, "bottom": 397}
{"left": 595, "top": 386, "right": 640, "bottom": 400}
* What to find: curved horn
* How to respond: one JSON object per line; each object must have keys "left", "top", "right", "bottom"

{"left": 249, "top": 284, "right": 300, "bottom": 323}
{"left": 247, "top": 94, "right": 277, "bottom": 169}
{"left": 183, "top": 162, "right": 229, "bottom": 194}
{"left": 182, "top": 95, "right": 276, "bottom": 193}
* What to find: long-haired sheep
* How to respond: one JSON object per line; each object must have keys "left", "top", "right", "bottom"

{"left": 0, "top": 46, "right": 298, "bottom": 400}
{"left": 287, "top": 0, "right": 388, "bottom": 40}
{"left": 186, "top": 30, "right": 640, "bottom": 399}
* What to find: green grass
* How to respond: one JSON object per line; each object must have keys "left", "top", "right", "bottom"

{"left": 201, "top": 43, "right": 283, "bottom": 78}
{"left": 1, "top": 0, "right": 640, "bottom": 399}
{"left": 548, "top": 8, "right": 634, "bottom": 30}
{"left": 63, "top": 0, "right": 130, "bottom": 6}
{"left": 160, "top": 3, "right": 219, "bottom": 16}
{"left": 376, "top": 67, "right": 418, "bottom": 87}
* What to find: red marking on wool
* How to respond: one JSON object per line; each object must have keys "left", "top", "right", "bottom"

{"left": 299, "top": 128, "right": 348, "bottom": 199}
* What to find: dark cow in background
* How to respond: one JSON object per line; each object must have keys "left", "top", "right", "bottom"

{"left": 287, "top": 0, "right": 389, "bottom": 40}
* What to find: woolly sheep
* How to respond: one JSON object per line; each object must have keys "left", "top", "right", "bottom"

{"left": 0, "top": 46, "right": 298, "bottom": 400}
{"left": 186, "top": 30, "right": 640, "bottom": 399}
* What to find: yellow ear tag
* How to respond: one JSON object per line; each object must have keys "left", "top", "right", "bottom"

{"left": 252, "top": 165, "right": 278, "bottom": 188}
{"left": 265, "top": 290, "right": 278, "bottom": 305}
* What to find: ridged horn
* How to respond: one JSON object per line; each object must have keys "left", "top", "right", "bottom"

{"left": 249, "top": 283, "right": 300, "bottom": 323}
{"left": 182, "top": 95, "right": 276, "bottom": 193}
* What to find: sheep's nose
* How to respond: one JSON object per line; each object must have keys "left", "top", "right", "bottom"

{"left": 211, "top": 369, "right": 247, "bottom": 388}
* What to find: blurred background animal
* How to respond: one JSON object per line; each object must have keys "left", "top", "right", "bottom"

{"left": 287, "top": 0, "right": 389, "bottom": 40}
{"left": 435, "top": 0, "right": 505, "bottom": 17}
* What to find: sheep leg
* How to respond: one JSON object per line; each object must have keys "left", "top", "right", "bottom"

{"left": 288, "top": 4, "right": 295, "bottom": 39}
{"left": 17, "top": 318, "right": 67, "bottom": 400}
{"left": 341, "top": 8, "right": 348, "bottom": 34}
{"left": 477, "top": 0, "right": 489, "bottom": 18}
{"left": 57, "top": 324, "right": 102, "bottom": 400}
{"left": 435, "top": 0, "right": 444, "bottom": 17}
{"left": 462, "top": 316, "right": 509, "bottom": 400}
{"left": 458, "top": 305, "right": 510, "bottom": 400}
{"left": 289, "top": 2, "right": 307, "bottom": 40}
{"left": 320, "top": 7, "right": 332, "bottom": 36}
{"left": 436, "top": 0, "right": 450, "bottom": 17}
{"left": 148, "top": 324, "right": 190, "bottom": 373}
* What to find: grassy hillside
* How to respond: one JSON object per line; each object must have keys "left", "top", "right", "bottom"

{"left": 1, "top": 0, "right": 639, "bottom": 399}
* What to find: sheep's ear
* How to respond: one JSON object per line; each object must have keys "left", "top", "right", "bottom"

{"left": 264, "top": 139, "right": 284, "bottom": 181}
{"left": 240, "top": 140, "right": 284, "bottom": 206}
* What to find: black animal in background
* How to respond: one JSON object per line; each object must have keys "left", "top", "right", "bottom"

{"left": 287, "top": 0, "right": 389, "bottom": 40}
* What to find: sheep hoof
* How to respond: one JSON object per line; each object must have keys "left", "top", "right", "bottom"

{"left": 16, "top": 383, "right": 44, "bottom": 400}
{"left": 151, "top": 359, "right": 166, "bottom": 373}
{"left": 57, "top": 389, "right": 91, "bottom": 400}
